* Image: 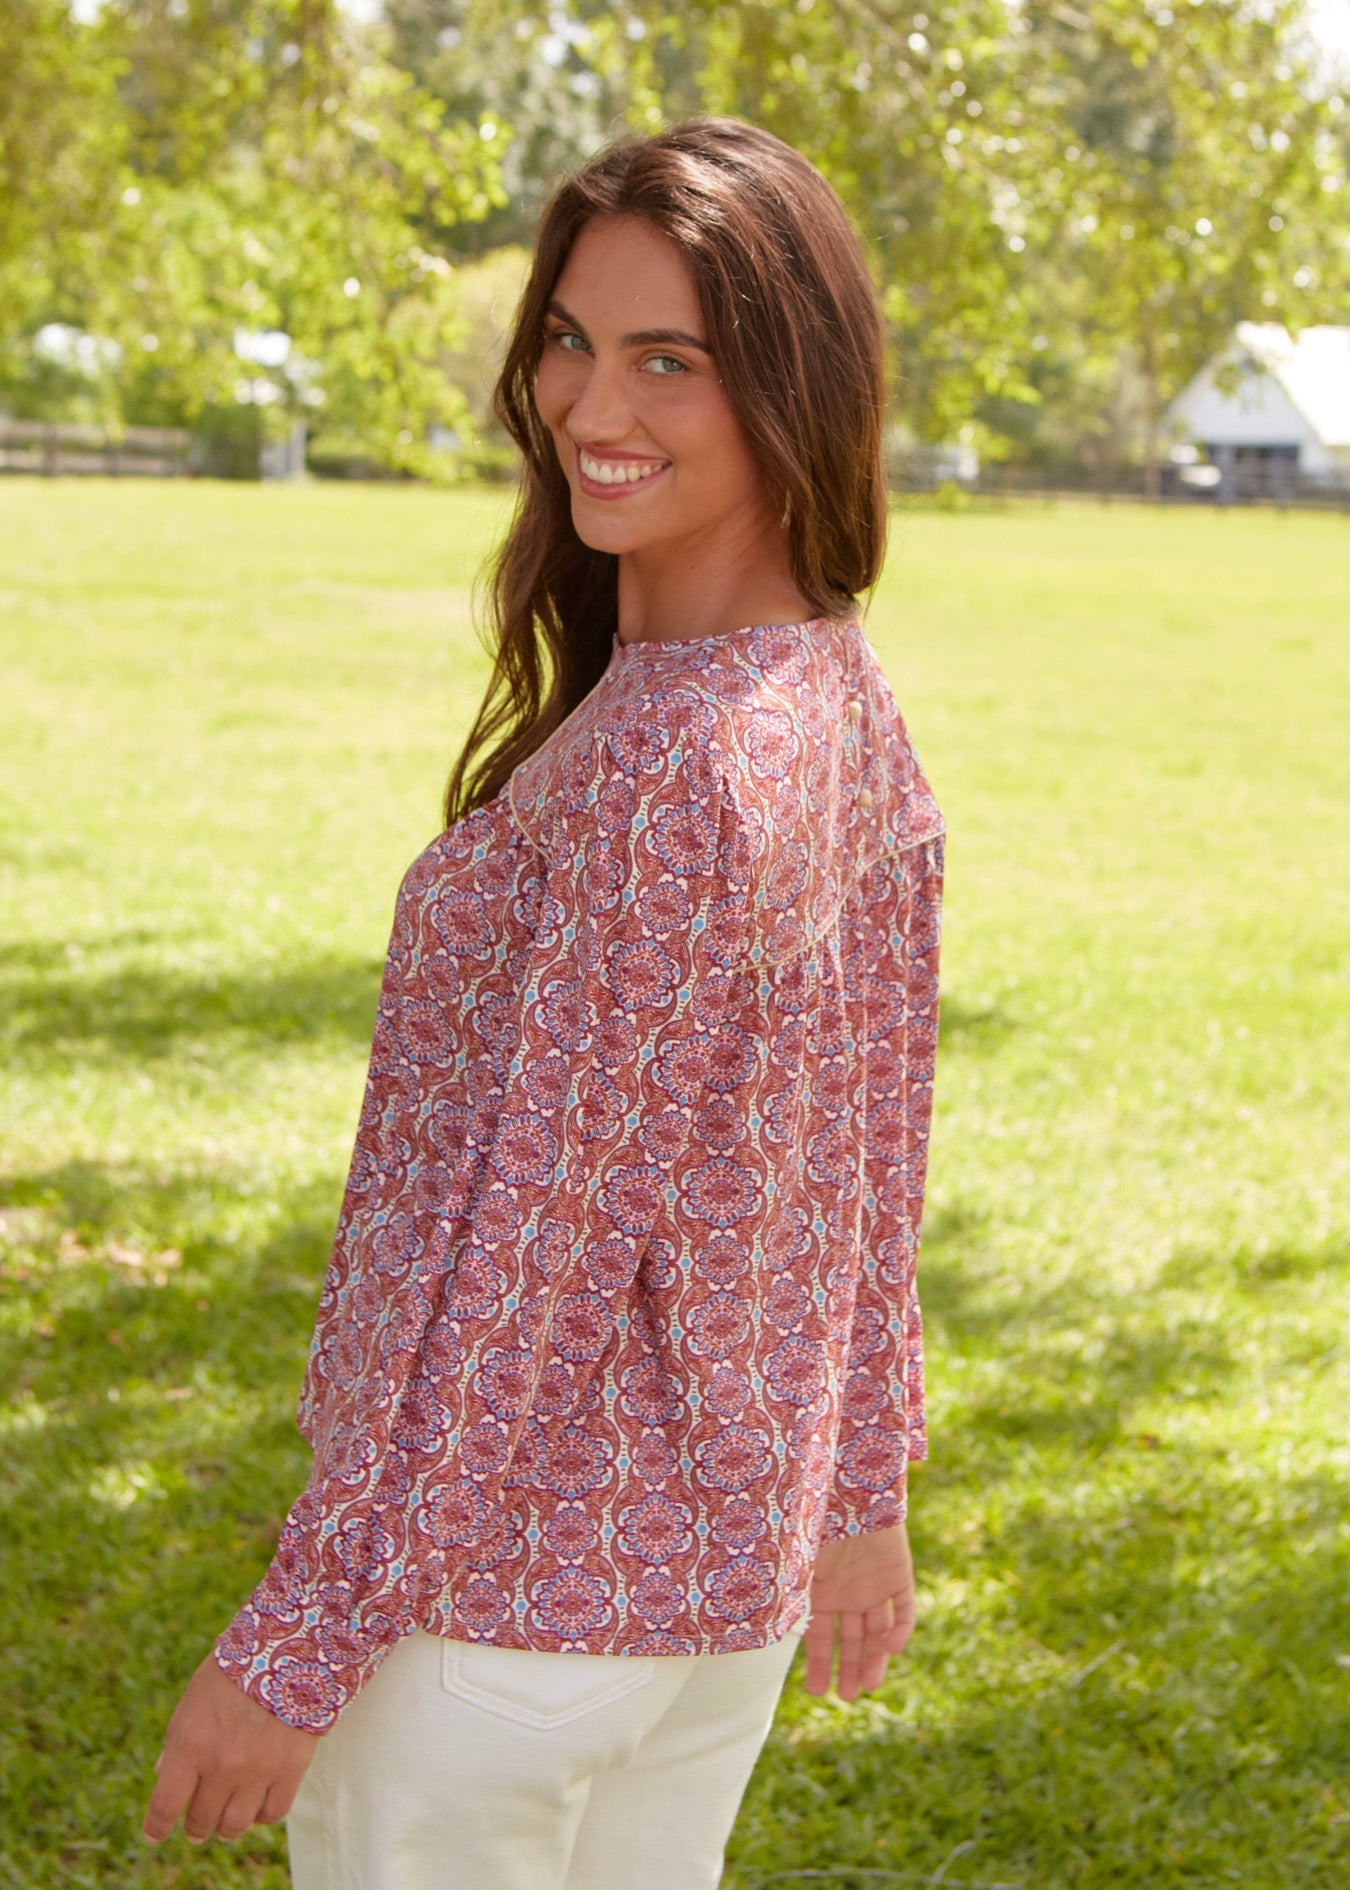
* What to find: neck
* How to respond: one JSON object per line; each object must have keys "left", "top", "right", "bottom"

{"left": 615, "top": 506, "right": 812, "bottom": 646}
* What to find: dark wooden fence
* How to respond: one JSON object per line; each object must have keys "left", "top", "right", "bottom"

{"left": 969, "top": 466, "right": 1349, "bottom": 510}
{"left": 0, "top": 420, "right": 192, "bottom": 477}
{"left": 890, "top": 461, "right": 1350, "bottom": 512}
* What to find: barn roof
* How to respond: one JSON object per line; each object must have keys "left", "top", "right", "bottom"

{"left": 1225, "top": 323, "right": 1350, "bottom": 448}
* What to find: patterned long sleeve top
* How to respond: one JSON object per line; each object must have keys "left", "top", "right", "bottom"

{"left": 215, "top": 614, "right": 945, "bottom": 1734}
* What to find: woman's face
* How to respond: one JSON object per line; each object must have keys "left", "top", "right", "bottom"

{"left": 534, "top": 214, "right": 774, "bottom": 558}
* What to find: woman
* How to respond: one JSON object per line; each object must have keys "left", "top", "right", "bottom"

{"left": 143, "top": 115, "right": 945, "bottom": 1889}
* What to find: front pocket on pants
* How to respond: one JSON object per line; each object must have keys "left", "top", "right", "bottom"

{"left": 441, "top": 1638, "right": 655, "bottom": 1730}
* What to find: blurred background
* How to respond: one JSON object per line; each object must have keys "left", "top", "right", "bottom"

{"left": 1, "top": 0, "right": 1348, "bottom": 499}
{"left": 2, "top": 5, "right": 1349, "bottom": 1890}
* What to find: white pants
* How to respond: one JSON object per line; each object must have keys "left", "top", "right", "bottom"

{"left": 287, "top": 1627, "right": 804, "bottom": 1890}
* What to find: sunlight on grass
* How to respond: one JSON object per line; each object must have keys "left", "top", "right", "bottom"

{"left": 1, "top": 481, "right": 1347, "bottom": 1889}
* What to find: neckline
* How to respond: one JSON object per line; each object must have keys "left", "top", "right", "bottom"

{"left": 611, "top": 615, "right": 854, "bottom": 658}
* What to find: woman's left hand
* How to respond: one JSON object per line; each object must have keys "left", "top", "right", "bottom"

{"left": 802, "top": 1520, "right": 917, "bottom": 1700}
{"left": 143, "top": 1654, "right": 319, "bottom": 1845}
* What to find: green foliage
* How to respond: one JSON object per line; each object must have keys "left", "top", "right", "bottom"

{"left": 1002, "top": 0, "right": 1350, "bottom": 473}
{"left": 2, "top": 0, "right": 1345, "bottom": 465}
{"left": 398, "top": 0, "right": 1349, "bottom": 460}
{"left": 0, "top": 0, "right": 129, "bottom": 393}
{"left": 0, "top": 1, "right": 507, "bottom": 470}
{"left": 420, "top": 0, "right": 1055, "bottom": 443}
{"left": 2, "top": 481, "right": 1347, "bottom": 1886}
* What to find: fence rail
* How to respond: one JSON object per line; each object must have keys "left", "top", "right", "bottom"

{"left": 0, "top": 419, "right": 192, "bottom": 477}
{"left": 5, "top": 420, "right": 1348, "bottom": 508}
{"left": 892, "top": 463, "right": 1350, "bottom": 513}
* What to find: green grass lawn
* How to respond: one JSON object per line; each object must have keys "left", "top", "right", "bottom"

{"left": 1, "top": 480, "right": 1347, "bottom": 1890}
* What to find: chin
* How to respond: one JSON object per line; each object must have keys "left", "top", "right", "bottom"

{"left": 569, "top": 499, "right": 667, "bottom": 557}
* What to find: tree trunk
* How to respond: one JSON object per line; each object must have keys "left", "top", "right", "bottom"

{"left": 1140, "top": 322, "right": 1162, "bottom": 502}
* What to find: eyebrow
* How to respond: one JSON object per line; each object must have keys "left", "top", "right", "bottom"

{"left": 545, "top": 298, "right": 712, "bottom": 355}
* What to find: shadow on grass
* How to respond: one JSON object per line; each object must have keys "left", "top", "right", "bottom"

{"left": 730, "top": 1222, "right": 1350, "bottom": 1887}
{"left": 1158, "top": 1235, "right": 1350, "bottom": 1294}
{"left": 915, "top": 1209, "right": 1348, "bottom": 1473}
{"left": 937, "top": 995, "right": 1019, "bottom": 1058}
{"left": 7, "top": 968, "right": 1017, "bottom": 1065}
{"left": 0, "top": 932, "right": 159, "bottom": 972}
{"left": 3, "top": 1161, "right": 1347, "bottom": 1888}
{"left": 733, "top": 1462, "right": 1350, "bottom": 1886}
{"left": 2, "top": 949, "right": 383, "bottom": 1059}
{"left": 0, "top": 1158, "right": 339, "bottom": 1885}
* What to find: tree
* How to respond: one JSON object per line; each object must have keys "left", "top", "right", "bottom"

{"left": 391, "top": 0, "right": 1348, "bottom": 467}
{"left": 4, "top": 0, "right": 1344, "bottom": 470}
{"left": 0, "top": 0, "right": 507, "bottom": 472}
{"left": 0, "top": 0, "right": 129, "bottom": 406}
{"left": 1010, "top": 0, "right": 1348, "bottom": 486}
{"left": 408, "top": 0, "right": 1060, "bottom": 447}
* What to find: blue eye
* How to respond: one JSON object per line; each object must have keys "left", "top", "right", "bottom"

{"left": 646, "top": 354, "right": 687, "bottom": 376}
{"left": 547, "top": 329, "right": 588, "bottom": 353}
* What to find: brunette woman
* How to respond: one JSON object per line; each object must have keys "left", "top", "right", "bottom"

{"left": 144, "top": 114, "right": 945, "bottom": 1890}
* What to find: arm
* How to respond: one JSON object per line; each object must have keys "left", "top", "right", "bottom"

{"left": 825, "top": 833, "right": 943, "bottom": 1539}
{"left": 805, "top": 835, "right": 944, "bottom": 1697}
{"left": 146, "top": 717, "right": 755, "bottom": 1836}
{"left": 220, "top": 728, "right": 756, "bottom": 1726}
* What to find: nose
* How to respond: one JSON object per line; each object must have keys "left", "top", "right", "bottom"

{"left": 563, "top": 351, "right": 636, "bottom": 445}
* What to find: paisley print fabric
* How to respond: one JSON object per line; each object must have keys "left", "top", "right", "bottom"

{"left": 214, "top": 615, "right": 945, "bottom": 1734}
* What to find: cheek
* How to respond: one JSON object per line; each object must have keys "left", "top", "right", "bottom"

{"left": 664, "top": 388, "right": 763, "bottom": 505}
{"left": 534, "top": 356, "right": 576, "bottom": 432}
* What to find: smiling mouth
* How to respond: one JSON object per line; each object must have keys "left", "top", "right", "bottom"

{"left": 576, "top": 446, "right": 671, "bottom": 495}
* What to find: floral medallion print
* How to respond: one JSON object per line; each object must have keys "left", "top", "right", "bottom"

{"left": 544, "top": 1503, "right": 600, "bottom": 1563}
{"left": 765, "top": 1335, "right": 829, "bottom": 1406}
{"left": 215, "top": 615, "right": 943, "bottom": 1733}
{"left": 617, "top": 1493, "right": 696, "bottom": 1565}
{"left": 711, "top": 1492, "right": 770, "bottom": 1552}
{"left": 694, "top": 1424, "right": 774, "bottom": 1495}
{"left": 704, "top": 1363, "right": 752, "bottom": 1419}
{"left": 704, "top": 1554, "right": 776, "bottom": 1623}
{"left": 693, "top": 1231, "right": 751, "bottom": 1286}
{"left": 632, "top": 1568, "right": 685, "bottom": 1627}
{"left": 530, "top": 1569, "right": 614, "bottom": 1638}
{"left": 420, "top": 1477, "right": 492, "bottom": 1549}
{"left": 684, "top": 1156, "right": 760, "bottom": 1229}
{"left": 539, "top": 1426, "right": 612, "bottom": 1501}
{"left": 686, "top": 1291, "right": 753, "bottom": 1360}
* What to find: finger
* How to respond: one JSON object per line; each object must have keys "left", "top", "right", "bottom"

{"left": 857, "top": 1637, "right": 892, "bottom": 1694}
{"left": 881, "top": 1612, "right": 916, "bottom": 1655}
{"left": 216, "top": 1789, "right": 265, "bottom": 1842}
{"left": 259, "top": 1776, "right": 302, "bottom": 1824}
{"left": 842, "top": 1599, "right": 897, "bottom": 1700}
{"left": 143, "top": 1755, "right": 198, "bottom": 1844}
{"left": 183, "top": 1778, "right": 232, "bottom": 1845}
{"left": 834, "top": 1610, "right": 869, "bottom": 1701}
{"left": 801, "top": 1615, "right": 836, "bottom": 1696}
{"left": 871, "top": 1595, "right": 906, "bottom": 1681}
{"left": 258, "top": 1741, "right": 317, "bottom": 1825}
{"left": 881, "top": 1577, "right": 917, "bottom": 1653}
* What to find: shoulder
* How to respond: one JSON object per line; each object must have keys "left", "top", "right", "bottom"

{"left": 502, "top": 618, "right": 942, "bottom": 953}
{"left": 507, "top": 661, "right": 739, "bottom": 867}
{"left": 592, "top": 623, "right": 839, "bottom": 814}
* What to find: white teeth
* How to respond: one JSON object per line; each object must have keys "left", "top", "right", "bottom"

{"left": 580, "top": 451, "right": 665, "bottom": 486}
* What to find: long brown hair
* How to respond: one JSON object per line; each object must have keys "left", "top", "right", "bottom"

{"left": 444, "top": 115, "right": 889, "bottom": 825}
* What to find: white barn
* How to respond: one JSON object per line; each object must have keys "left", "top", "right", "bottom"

{"left": 1166, "top": 322, "right": 1350, "bottom": 497}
